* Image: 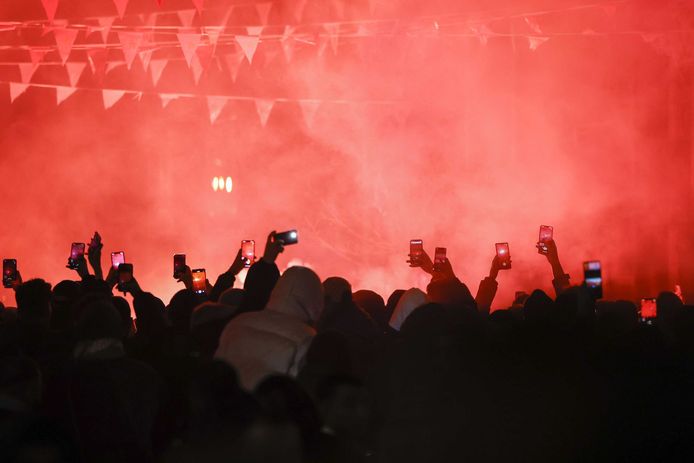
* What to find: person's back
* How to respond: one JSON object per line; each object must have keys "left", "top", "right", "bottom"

{"left": 215, "top": 266, "right": 324, "bottom": 390}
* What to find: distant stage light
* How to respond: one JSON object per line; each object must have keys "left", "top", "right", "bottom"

{"left": 212, "top": 177, "right": 219, "bottom": 191}
{"left": 225, "top": 177, "right": 233, "bottom": 193}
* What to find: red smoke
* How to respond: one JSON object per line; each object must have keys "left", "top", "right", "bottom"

{"left": 1, "top": 0, "right": 693, "bottom": 309}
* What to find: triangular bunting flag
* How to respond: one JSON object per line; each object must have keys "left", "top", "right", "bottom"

{"left": 42, "top": 20, "right": 67, "bottom": 36}
{"left": 97, "top": 17, "right": 115, "bottom": 42}
{"left": 256, "top": 2, "right": 272, "bottom": 25}
{"left": 18, "top": 63, "right": 38, "bottom": 84}
{"left": 41, "top": 0, "right": 60, "bottom": 22}
{"left": 190, "top": 54, "right": 204, "bottom": 85}
{"left": 192, "top": 0, "right": 204, "bottom": 15}
{"left": 29, "top": 49, "right": 48, "bottom": 67}
{"left": 106, "top": 61, "right": 124, "bottom": 74}
{"left": 178, "top": 9, "right": 196, "bottom": 28}
{"left": 177, "top": 33, "right": 201, "bottom": 67}
{"left": 56, "top": 85, "right": 78, "bottom": 105}
{"left": 246, "top": 26, "right": 263, "bottom": 36}
{"left": 65, "top": 62, "right": 86, "bottom": 86}
{"left": 139, "top": 12, "right": 158, "bottom": 29}
{"left": 299, "top": 101, "right": 320, "bottom": 128}
{"left": 470, "top": 24, "right": 492, "bottom": 46}
{"left": 9, "top": 82, "right": 30, "bottom": 103}
{"left": 528, "top": 36, "right": 549, "bottom": 51}
{"left": 324, "top": 23, "right": 340, "bottom": 55}
{"left": 281, "top": 38, "right": 294, "bottom": 62}
{"left": 87, "top": 48, "right": 108, "bottom": 77}
{"left": 523, "top": 16, "right": 542, "bottom": 34}
{"left": 205, "top": 27, "right": 223, "bottom": 49}
{"left": 207, "top": 96, "right": 228, "bottom": 124}
{"left": 223, "top": 52, "right": 245, "bottom": 82}
{"left": 117, "top": 31, "right": 143, "bottom": 69}
{"left": 159, "top": 93, "right": 178, "bottom": 108}
{"left": 53, "top": 28, "right": 79, "bottom": 65}
{"left": 235, "top": 35, "right": 260, "bottom": 63}
{"left": 196, "top": 44, "right": 215, "bottom": 70}
{"left": 150, "top": 59, "right": 168, "bottom": 86}
{"left": 139, "top": 49, "right": 154, "bottom": 70}
{"left": 103, "top": 89, "right": 126, "bottom": 109}
{"left": 113, "top": 0, "right": 129, "bottom": 19}
{"left": 254, "top": 98, "right": 274, "bottom": 127}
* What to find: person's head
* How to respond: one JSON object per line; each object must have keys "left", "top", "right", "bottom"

{"left": 219, "top": 287, "right": 244, "bottom": 308}
{"left": 399, "top": 302, "right": 452, "bottom": 341}
{"left": 353, "top": 290, "right": 387, "bottom": 330}
{"left": 50, "top": 280, "right": 82, "bottom": 331}
{"left": 554, "top": 286, "right": 596, "bottom": 329}
{"left": 254, "top": 375, "right": 322, "bottom": 452}
{"left": 385, "top": 289, "right": 405, "bottom": 324}
{"left": 388, "top": 288, "right": 427, "bottom": 331}
{"left": 133, "top": 293, "right": 169, "bottom": 338}
{"left": 111, "top": 296, "right": 134, "bottom": 338}
{"left": 74, "top": 298, "right": 123, "bottom": 343}
{"left": 656, "top": 291, "right": 683, "bottom": 322}
{"left": 523, "top": 289, "right": 554, "bottom": 325}
{"left": 168, "top": 289, "right": 206, "bottom": 334}
{"left": 322, "top": 277, "right": 352, "bottom": 307}
{"left": 266, "top": 267, "right": 324, "bottom": 325}
{"left": 426, "top": 278, "right": 476, "bottom": 313}
{"left": 15, "top": 279, "right": 52, "bottom": 324}
{"left": 240, "top": 261, "right": 280, "bottom": 312}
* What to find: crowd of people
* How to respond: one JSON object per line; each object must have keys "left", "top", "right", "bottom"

{"left": 1, "top": 230, "right": 693, "bottom": 463}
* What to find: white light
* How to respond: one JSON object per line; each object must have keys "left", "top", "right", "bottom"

{"left": 225, "top": 176, "right": 233, "bottom": 193}
{"left": 212, "top": 177, "right": 219, "bottom": 191}
{"left": 290, "top": 231, "right": 297, "bottom": 238}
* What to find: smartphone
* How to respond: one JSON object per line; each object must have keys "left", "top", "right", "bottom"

{"left": 434, "top": 247, "right": 447, "bottom": 272}
{"left": 275, "top": 230, "right": 298, "bottom": 245}
{"left": 3, "top": 259, "right": 18, "bottom": 288}
{"left": 118, "top": 263, "right": 133, "bottom": 285}
{"left": 583, "top": 261, "right": 603, "bottom": 299}
{"left": 409, "top": 239, "right": 424, "bottom": 267}
{"left": 495, "top": 243, "right": 511, "bottom": 269}
{"left": 111, "top": 251, "right": 125, "bottom": 270}
{"left": 538, "top": 225, "right": 553, "bottom": 255}
{"left": 173, "top": 254, "right": 186, "bottom": 278}
{"left": 640, "top": 297, "right": 657, "bottom": 321}
{"left": 241, "top": 240, "right": 255, "bottom": 268}
{"left": 192, "top": 268, "right": 206, "bottom": 294}
{"left": 67, "top": 243, "right": 86, "bottom": 270}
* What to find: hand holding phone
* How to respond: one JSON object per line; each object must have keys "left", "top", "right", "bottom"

{"left": 3, "top": 259, "right": 18, "bottom": 289}
{"left": 275, "top": 230, "right": 298, "bottom": 245}
{"left": 67, "top": 243, "right": 86, "bottom": 270}
{"left": 495, "top": 243, "right": 512, "bottom": 270}
{"left": 537, "top": 225, "right": 553, "bottom": 255}
{"left": 116, "top": 263, "right": 134, "bottom": 293}
{"left": 192, "top": 268, "right": 207, "bottom": 294}
{"left": 263, "top": 231, "right": 286, "bottom": 263}
{"left": 111, "top": 251, "right": 125, "bottom": 270}
{"left": 241, "top": 240, "right": 255, "bottom": 268}
{"left": 433, "top": 247, "right": 447, "bottom": 272}
{"left": 408, "top": 240, "right": 424, "bottom": 267}
{"left": 173, "top": 254, "right": 186, "bottom": 279}
{"left": 583, "top": 261, "right": 602, "bottom": 299}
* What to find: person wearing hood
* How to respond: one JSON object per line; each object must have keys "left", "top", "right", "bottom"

{"left": 388, "top": 288, "right": 428, "bottom": 331}
{"left": 215, "top": 266, "right": 324, "bottom": 390}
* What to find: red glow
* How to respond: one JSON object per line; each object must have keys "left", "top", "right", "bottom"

{"left": 1, "top": 1, "right": 693, "bottom": 308}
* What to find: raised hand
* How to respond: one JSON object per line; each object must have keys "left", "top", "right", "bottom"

{"left": 176, "top": 265, "right": 193, "bottom": 291}
{"left": 408, "top": 249, "right": 434, "bottom": 274}
{"left": 262, "top": 231, "right": 285, "bottom": 264}
{"left": 228, "top": 248, "right": 247, "bottom": 276}
{"left": 488, "top": 255, "right": 502, "bottom": 280}
{"left": 87, "top": 231, "right": 103, "bottom": 280}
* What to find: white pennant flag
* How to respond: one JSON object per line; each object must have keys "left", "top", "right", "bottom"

{"left": 255, "top": 98, "right": 274, "bottom": 127}
{"left": 159, "top": 93, "right": 178, "bottom": 108}
{"left": 56, "top": 85, "right": 78, "bottom": 105}
{"left": 9, "top": 82, "right": 30, "bottom": 102}
{"left": 103, "top": 89, "right": 126, "bottom": 109}
{"left": 97, "top": 17, "right": 115, "bottom": 43}
{"left": 65, "top": 62, "right": 86, "bottom": 86}
{"left": 299, "top": 100, "right": 320, "bottom": 128}
{"left": 178, "top": 9, "right": 196, "bottom": 28}
{"left": 528, "top": 36, "right": 549, "bottom": 51}
{"left": 207, "top": 96, "right": 228, "bottom": 124}
{"left": 106, "top": 61, "right": 124, "bottom": 74}
{"left": 324, "top": 23, "right": 340, "bottom": 55}
{"left": 236, "top": 35, "right": 260, "bottom": 64}
{"left": 18, "top": 63, "right": 38, "bottom": 83}
{"left": 223, "top": 52, "right": 245, "bottom": 82}
{"left": 150, "top": 59, "right": 168, "bottom": 86}
{"left": 177, "top": 33, "right": 202, "bottom": 67}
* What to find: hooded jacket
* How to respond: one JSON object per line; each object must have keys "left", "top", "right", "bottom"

{"left": 388, "top": 288, "right": 428, "bottom": 331}
{"left": 215, "top": 266, "right": 324, "bottom": 390}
